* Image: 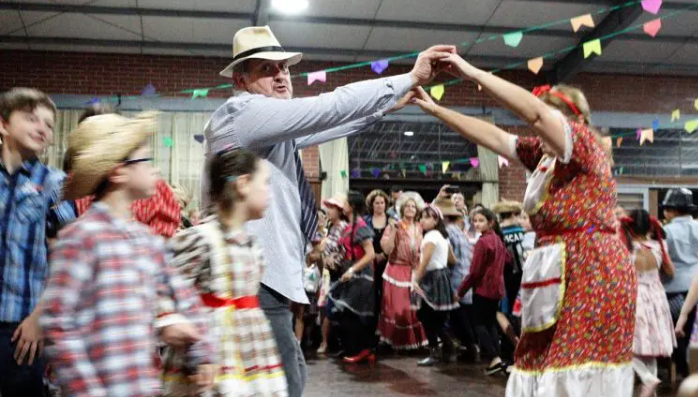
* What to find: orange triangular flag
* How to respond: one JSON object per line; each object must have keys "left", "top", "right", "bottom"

{"left": 571, "top": 14, "right": 595, "bottom": 32}
{"left": 527, "top": 57, "right": 544, "bottom": 74}
{"left": 616, "top": 137, "right": 623, "bottom": 147}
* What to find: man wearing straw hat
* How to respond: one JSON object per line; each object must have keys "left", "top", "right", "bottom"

{"left": 203, "top": 25, "right": 454, "bottom": 395}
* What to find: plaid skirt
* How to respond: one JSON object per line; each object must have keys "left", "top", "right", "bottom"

{"left": 162, "top": 306, "right": 287, "bottom": 397}
{"left": 328, "top": 266, "right": 375, "bottom": 322}
{"left": 411, "top": 268, "right": 459, "bottom": 312}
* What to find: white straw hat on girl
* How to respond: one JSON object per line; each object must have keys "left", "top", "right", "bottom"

{"left": 395, "top": 191, "right": 425, "bottom": 216}
{"left": 219, "top": 26, "right": 303, "bottom": 78}
{"left": 63, "top": 112, "right": 158, "bottom": 200}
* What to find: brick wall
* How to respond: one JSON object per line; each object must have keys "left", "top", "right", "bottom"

{"left": 3, "top": 50, "right": 696, "bottom": 199}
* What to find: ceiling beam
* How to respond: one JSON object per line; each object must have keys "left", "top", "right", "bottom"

{"left": 525, "top": 0, "right": 687, "bottom": 9}
{"left": 548, "top": 1, "right": 644, "bottom": 83}
{"left": 0, "top": 35, "right": 527, "bottom": 64}
{"left": 253, "top": 0, "right": 272, "bottom": 26}
{"left": 0, "top": 2, "right": 689, "bottom": 44}
{"left": 2, "top": 35, "right": 696, "bottom": 76}
{"left": 0, "top": 2, "right": 253, "bottom": 20}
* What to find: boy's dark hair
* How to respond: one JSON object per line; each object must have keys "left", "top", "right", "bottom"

{"left": 78, "top": 103, "right": 118, "bottom": 124}
{"left": 420, "top": 206, "right": 449, "bottom": 239}
{"left": 209, "top": 148, "right": 260, "bottom": 210}
{"left": 498, "top": 211, "right": 521, "bottom": 221}
{"left": 0, "top": 87, "right": 57, "bottom": 122}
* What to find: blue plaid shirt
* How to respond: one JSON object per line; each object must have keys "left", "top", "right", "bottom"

{"left": 0, "top": 158, "right": 75, "bottom": 322}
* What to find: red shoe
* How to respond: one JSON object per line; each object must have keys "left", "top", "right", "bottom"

{"left": 343, "top": 349, "right": 374, "bottom": 364}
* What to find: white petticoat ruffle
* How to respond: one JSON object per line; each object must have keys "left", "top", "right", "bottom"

{"left": 506, "top": 363, "right": 634, "bottom": 397}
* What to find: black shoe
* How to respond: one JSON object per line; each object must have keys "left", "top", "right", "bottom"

{"left": 484, "top": 362, "right": 505, "bottom": 376}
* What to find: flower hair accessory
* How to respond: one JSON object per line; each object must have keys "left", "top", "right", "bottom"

{"left": 532, "top": 84, "right": 581, "bottom": 117}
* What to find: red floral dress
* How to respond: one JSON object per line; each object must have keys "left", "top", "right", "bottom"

{"left": 505, "top": 118, "right": 636, "bottom": 396}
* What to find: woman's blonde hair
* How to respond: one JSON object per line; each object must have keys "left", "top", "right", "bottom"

{"left": 540, "top": 84, "right": 613, "bottom": 163}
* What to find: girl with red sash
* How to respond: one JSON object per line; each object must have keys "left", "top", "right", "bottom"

{"left": 163, "top": 149, "right": 288, "bottom": 396}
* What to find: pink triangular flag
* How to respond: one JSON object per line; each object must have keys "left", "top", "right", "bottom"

{"left": 641, "top": 0, "right": 662, "bottom": 14}
{"left": 307, "top": 71, "right": 327, "bottom": 85}
{"left": 498, "top": 155, "right": 509, "bottom": 168}
{"left": 570, "top": 14, "right": 595, "bottom": 32}
{"left": 636, "top": 128, "right": 642, "bottom": 140}
{"left": 643, "top": 18, "right": 661, "bottom": 37}
{"left": 470, "top": 157, "right": 480, "bottom": 168}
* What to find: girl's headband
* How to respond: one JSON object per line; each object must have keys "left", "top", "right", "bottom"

{"left": 532, "top": 84, "right": 581, "bottom": 117}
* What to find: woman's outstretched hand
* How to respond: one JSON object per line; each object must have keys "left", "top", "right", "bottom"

{"left": 411, "top": 86, "right": 439, "bottom": 116}
{"left": 443, "top": 53, "right": 482, "bottom": 81}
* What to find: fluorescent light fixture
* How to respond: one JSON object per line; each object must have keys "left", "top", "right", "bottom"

{"left": 272, "top": 0, "right": 309, "bottom": 14}
{"left": 404, "top": 131, "right": 414, "bottom": 137}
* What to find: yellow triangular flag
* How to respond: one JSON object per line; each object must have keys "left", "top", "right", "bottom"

{"left": 401, "top": 169, "right": 407, "bottom": 177}
{"left": 695, "top": 98, "right": 698, "bottom": 110}
{"left": 686, "top": 119, "right": 698, "bottom": 134}
{"left": 671, "top": 109, "right": 681, "bottom": 122}
{"left": 570, "top": 14, "right": 595, "bottom": 32}
{"left": 527, "top": 57, "right": 544, "bottom": 75}
{"left": 441, "top": 161, "right": 450, "bottom": 173}
{"left": 583, "top": 39, "right": 602, "bottom": 58}
{"left": 430, "top": 84, "right": 445, "bottom": 101}
{"left": 616, "top": 137, "right": 623, "bottom": 147}
{"left": 640, "top": 128, "right": 654, "bottom": 145}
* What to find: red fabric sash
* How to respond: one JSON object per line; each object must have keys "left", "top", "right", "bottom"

{"left": 200, "top": 293, "right": 260, "bottom": 309}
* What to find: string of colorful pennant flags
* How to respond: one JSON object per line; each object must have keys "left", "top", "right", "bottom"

{"left": 79, "top": 0, "right": 697, "bottom": 159}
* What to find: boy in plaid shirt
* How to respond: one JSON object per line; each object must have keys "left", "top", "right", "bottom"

{"left": 41, "top": 112, "right": 216, "bottom": 397}
{"left": 0, "top": 88, "right": 76, "bottom": 396}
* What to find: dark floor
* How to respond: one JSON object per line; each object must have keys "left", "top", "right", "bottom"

{"left": 304, "top": 353, "right": 507, "bottom": 396}
{"left": 303, "top": 353, "right": 679, "bottom": 396}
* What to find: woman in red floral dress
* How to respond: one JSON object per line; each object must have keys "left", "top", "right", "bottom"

{"left": 412, "top": 54, "right": 635, "bottom": 396}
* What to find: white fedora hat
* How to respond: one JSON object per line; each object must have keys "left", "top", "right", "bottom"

{"left": 219, "top": 25, "right": 303, "bottom": 78}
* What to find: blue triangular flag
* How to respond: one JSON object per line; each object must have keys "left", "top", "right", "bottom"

{"left": 652, "top": 118, "right": 659, "bottom": 131}
{"left": 84, "top": 97, "right": 100, "bottom": 105}
{"left": 193, "top": 134, "right": 204, "bottom": 144}
{"left": 141, "top": 82, "right": 157, "bottom": 96}
{"left": 371, "top": 59, "right": 390, "bottom": 74}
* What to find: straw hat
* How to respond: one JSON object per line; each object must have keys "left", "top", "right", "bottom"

{"left": 63, "top": 112, "right": 158, "bottom": 200}
{"left": 396, "top": 191, "right": 425, "bottom": 216}
{"left": 492, "top": 199, "right": 524, "bottom": 215}
{"left": 322, "top": 194, "right": 347, "bottom": 211}
{"left": 219, "top": 26, "right": 303, "bottom": 78}
{"left": 433, "top": 198, "right": 461, "bottom": 217}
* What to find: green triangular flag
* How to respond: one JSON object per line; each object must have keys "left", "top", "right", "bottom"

{"left": 503, "top": 31, "right": 524, "bottom": 48}
{"left": 163, "top": 137, "right": 174, "bottom": 148}
{"left": 340, "top": 170, "right": 347, "bottom": 178}
{"left": 418, "top": 164, "right": 427, "bottom": 175}
{"left": 191, "top": 88, "right": 209, "bottom": 99}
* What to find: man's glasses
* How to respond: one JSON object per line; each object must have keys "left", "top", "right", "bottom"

{"left": 122, "top": 157, "right": 153, "bottom": 166}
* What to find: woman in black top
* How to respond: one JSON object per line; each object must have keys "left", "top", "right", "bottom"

{"left": 364, "top": 189, "right": 397, "bottom": 338}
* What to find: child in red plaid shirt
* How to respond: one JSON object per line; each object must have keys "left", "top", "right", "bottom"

{"left": 41, "top": 112, "right": 216, "bottom": 397}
